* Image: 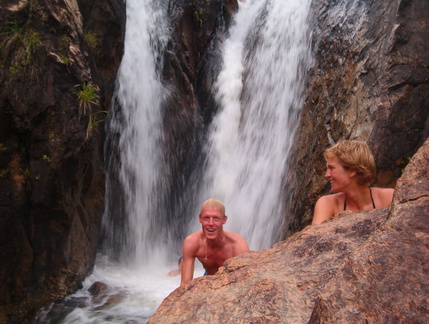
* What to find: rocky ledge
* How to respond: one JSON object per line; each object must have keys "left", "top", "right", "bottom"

{"left": 149, "top": 138, "right": 429, "bottom": 323}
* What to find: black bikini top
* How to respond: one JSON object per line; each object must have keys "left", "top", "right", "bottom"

{"left": 344, "top": 187, "right": 376, "bottom": 211}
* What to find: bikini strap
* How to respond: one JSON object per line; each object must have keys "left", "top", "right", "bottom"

{"left": 369, "top": 187, "right": 376, "bottom": 209}
{"left": 344, "top": 188, "right": 376, "bottom": 211}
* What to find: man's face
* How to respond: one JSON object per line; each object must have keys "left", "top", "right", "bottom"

{"left": 199, "top": 207, "right": 227, "bottom": 240}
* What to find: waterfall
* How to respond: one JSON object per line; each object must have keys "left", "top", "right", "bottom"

{"left": 35, "top": 0, "right": 313, "bottom": 322}
{"left": 103, "top": 0, "right": 171, "bottom": 268}
{"left": 194, "top": 0, "right": 313, "bottom": 250}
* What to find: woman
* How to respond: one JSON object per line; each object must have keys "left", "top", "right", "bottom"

{"left": 312, "top": 139, "right": 394, "bottom": 225}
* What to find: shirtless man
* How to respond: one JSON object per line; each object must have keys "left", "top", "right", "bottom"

{"left": 180, "top": 198, "right": 250, "bottom": 286}
{"left": 312, "top": 139, "right": 394, "bottom": 225}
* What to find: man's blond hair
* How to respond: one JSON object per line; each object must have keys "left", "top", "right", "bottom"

{"left": 201, "top": 198, "right": 225, "bottom": 216}
{"left": 324, "top": 139, "right": 376, "bottom": 186}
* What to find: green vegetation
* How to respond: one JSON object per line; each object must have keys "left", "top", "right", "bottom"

{"left": 74, "top": 82, "right": 100, "bottom": 116}
{"left": 0, "top": 168, "right": 10, "bottom": 178}
{"left": 86, "top": 110, "right": 107, "bottom": 139}
{"left": 83, "top": 31, "right": 99, "bottom": 51}
{"left": 74, "top": 82, "right": 105, "bottom": 140}
{"left": 0, "top": 20, "right": 42, "bottom": 68}
{"left": 58, "top": 53, "right": 70, "bottom": 66}
{"left": 398, "top": 156, "right": 412, "bottom": 173}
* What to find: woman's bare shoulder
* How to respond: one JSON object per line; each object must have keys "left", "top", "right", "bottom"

{"left": 371, "top": 187, "right": 394, "bottom": 207}
{"left": 312, "top": 193, "right": 344, "bottom": 225}
{"left": 317, "top": 192, "right": 344, "bottom": 204}
{"left": 371, "top": 187, "right": 394, "bottom": 194}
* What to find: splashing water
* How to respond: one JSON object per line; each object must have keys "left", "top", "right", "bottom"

{"left": 194, "top": 0, "right": 313, "bottom": 250}
{"left": 36, "top": 0, "right": 313, "bottom": 322}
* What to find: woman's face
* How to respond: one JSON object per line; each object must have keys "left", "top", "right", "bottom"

{"left": 324, "top": 156, "right": 354, "bottom": 192}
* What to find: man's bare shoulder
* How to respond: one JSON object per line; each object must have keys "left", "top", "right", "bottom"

{"left": 224, "top": 231, "right": 246, "bottom": 243}
{"left": 183, "top": 231, "right": 203, "bottom": 249}
{"left": 224, "top": 231, "right": 249, "bottom": 254}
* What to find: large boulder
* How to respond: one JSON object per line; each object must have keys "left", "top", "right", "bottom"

{"left": 148, "top": 138, "right": 429, "bottom": 323}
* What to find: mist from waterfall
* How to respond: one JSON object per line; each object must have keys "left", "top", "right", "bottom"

{"left": 36, "top": 0, "right": 313, "bottom": 322}
{"left": 194, "top": 0, "right": 313, "bottom": 250}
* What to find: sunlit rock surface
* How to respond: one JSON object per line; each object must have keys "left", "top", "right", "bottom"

{"left": 149, "top": 138, "right": 429, "bottom": 323}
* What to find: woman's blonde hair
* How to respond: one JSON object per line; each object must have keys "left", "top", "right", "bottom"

{"left": 324, "top": 139, "right": 376, "bottom": 185}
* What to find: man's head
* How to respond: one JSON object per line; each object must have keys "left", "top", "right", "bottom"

{"left": 200, "top": 198, "right": 225, "bottom": 216}
{"left": 324, "top": 139, "right": 376, "bottom": 186}
{"left": 199, "top": 198, "right": 227, "bottom": 240}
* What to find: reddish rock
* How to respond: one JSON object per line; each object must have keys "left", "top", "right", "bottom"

{"left": 148, "top": 139, "right": 429, "bottom": 323}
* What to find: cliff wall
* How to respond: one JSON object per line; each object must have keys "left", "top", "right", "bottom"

{"left": 0, "top": 0, "right": 125, "bottom": 321}
{"left": 285, "top": 0, "right": 429, "bottom": 235}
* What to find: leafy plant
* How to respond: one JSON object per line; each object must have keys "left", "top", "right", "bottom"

{"left": 0, "top": 20, "right": 41, "bottom": 67}
{"left": 0, "top": 20, "right": 25, "bottom": 60}
{"left": 58, "top": 53, "right": 70, "bottom": 66}
{"left": 86, "top": 110, "right": 107, "bottom": 139}
{"left": 74, "top": 82, "right": 100, "bottom": 116}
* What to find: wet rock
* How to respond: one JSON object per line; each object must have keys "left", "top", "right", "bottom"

{"left": 34, "top": 297, "right": 88, "bottom": 323}
{"left": 148, "top": 138, "right": 429, "bottom": 323}
{"left": 285, "top": 0, "right": 429, "bottom": 234}
{"left": 88, "top": 281, "right": 125, "bottom": 308}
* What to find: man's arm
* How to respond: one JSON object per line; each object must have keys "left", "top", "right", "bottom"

{"left": 180, "top": 235, "right": 197, "bottom": 286}
{"left": 229, "top": 232, "right": 250, "bottom": 256}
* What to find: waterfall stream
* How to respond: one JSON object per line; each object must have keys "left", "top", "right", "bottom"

{"left": 194, "top": 0, "right": 313, "bottom": 250}
{"left": 36, "top": 0, "right": 313, "bottom": 322}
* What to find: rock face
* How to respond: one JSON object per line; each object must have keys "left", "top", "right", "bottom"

{"left": 0, "top": 0, "right": 125, "bottom": 322}
{"left": 285, "top": 0, "right": 429, "bottom": 235}
{"left": 148, "top": 138, "right": 429, "bottom": 323}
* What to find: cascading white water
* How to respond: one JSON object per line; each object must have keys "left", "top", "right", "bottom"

{"left": 103, "top": 0, "right": 171, "bottom": 268}
{"left": 194, "top": 0, "right": 313, "bottom": 251}
{"left": 36, "top": 0, "right": 313, "bottom": 322}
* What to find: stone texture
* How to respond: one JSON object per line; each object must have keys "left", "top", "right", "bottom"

{"left": 0, "top": 0, "right": 125, "bottom": 322}
{"left": 148, "top": 138, "right": 429, "bottom": 323}
{"left": 285, "top": 0, "right": 429, "bottom": 235}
